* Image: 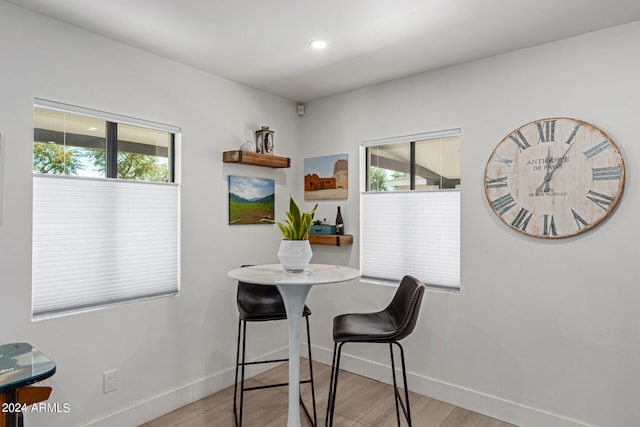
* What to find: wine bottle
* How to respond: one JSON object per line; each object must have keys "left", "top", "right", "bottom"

{"left": 335, "top": 206, "right": 344, "bottom": 235}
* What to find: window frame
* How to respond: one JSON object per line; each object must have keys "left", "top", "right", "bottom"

{"left": 360, "top": 128, "right": 461, "bottom": 291}
{"left": 32, "top": 99, "right": 181, "bottom": 319}
{"left": 34, "top": 98, "right": 176, "bottom": 182}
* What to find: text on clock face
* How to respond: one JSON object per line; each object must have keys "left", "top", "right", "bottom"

{"left": 527, "top": 156, "right": 568, "bottom": 170}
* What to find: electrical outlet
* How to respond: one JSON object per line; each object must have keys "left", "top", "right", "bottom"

{"left": 103, "top": 370, "right": 118, "bottom": 393}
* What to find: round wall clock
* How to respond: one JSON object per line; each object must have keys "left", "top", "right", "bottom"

{"left": 484, "top": 117, "right": 625, "bottom": 238}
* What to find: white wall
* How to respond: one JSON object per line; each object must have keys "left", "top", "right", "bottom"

{"left": 302, "top": 20, "right": 640, "bottom": 427}
{"left": 2, "top": 1, "right": 639, "bottom": 426}
{"left": 0, "top": 1, "right": 306, "bottom": 426}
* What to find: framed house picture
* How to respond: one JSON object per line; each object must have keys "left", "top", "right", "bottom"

{"left": 304, "top": 153, "right": 348, "bottom": 200}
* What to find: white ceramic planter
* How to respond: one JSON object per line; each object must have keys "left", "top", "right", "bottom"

{"left": 277, "top": 240, "right": 313, "bottom": 273}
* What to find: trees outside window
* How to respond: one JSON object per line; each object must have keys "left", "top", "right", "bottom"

{"left": 33, "top": 106, "right": 173, "bottom": 182}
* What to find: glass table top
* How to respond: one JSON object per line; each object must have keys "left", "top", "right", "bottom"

{"left": 0, "top": 343, "right": 56, "bottom": 393}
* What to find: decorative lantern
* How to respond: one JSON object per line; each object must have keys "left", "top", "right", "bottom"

{"left": 255, "top": 126, "right": 274, "bottom": 154}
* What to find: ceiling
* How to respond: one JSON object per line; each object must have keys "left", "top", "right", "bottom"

{"left": 8, "top": 0, "right": 640, "bottom": 102}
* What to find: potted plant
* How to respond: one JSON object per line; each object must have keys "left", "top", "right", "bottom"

{"left": 262, "top": 196, "right": 318, "bottom": 272}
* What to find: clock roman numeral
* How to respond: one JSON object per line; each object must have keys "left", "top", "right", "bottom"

{"left": 492, "top": 154, "right": 513, "bottom": 167}
{"left": 509, "top": 130, "right": 531, "bottom": 152}
{"left": 491, "top": 193, "right": 516, "bottom": 215}
{"left": 537, "top": 120, "right": 556, "bottom": 143}
{"left": 543, "top": 214, "right": 557, "bottom": 236}
{"left": 486, "top": 176, "right": 508, "bottom": 188}
{"left": 571, "top": 209, "right": 589, "bottom": 230}
{"left": 511, "top": 208, "right": 532, "bottom": 231}
{"left": 565, "top": 123, "right": 582, "bottom": 145}
{"left": 586, "top": 190, "right": 615, "bottom": 210}
{"left": 592, "top": 166, "right": 622, "bottom": 181}
{"left": 583, "top": 140, "right": 611, "bottom": 158}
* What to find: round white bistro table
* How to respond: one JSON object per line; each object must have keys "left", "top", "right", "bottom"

{"left": 227, "top": 263, "right": 360, "bottom": 427}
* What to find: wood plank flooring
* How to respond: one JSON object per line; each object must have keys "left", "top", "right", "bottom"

{"left": 142, "top": 360, "right": 517, "bottom": 427}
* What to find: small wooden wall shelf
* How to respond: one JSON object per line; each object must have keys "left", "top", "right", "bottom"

{"left": 309, "top": 234, "right": 353, "bottom": 246}
{"left": 223, "top": 150, "right": 290, "bottom": 168}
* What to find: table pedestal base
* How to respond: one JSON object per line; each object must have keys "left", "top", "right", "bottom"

{"left": 276, "top": 283, "right": 312, "bottom": 427}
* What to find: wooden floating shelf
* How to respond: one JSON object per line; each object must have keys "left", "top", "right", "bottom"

{"left": 223, "top": 150, "right": 290, "bottom": 168}
{"left": 309, "top": 234, "right": 353, "bottom": 247}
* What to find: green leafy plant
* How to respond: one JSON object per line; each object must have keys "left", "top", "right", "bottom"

{"left": 261, "top": 196, "right": 318, "bottom": 240}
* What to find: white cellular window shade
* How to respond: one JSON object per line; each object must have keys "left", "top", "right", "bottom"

{"left": 361, "top": 128, "right": 461, "bottom": 290}
{"left": 361, "top": 190, "right": 460, "bottom": 289}
{"left": 32, "top": 175, "right": 180, "bottom": 318}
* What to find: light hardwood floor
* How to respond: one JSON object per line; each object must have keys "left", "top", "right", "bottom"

{"left": 142, "top": 360, "right": 517, "bottom": 427}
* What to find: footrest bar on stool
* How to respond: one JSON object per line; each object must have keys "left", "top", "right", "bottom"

{"left": 240, "top": 358, "right": 288, "bottom": 366}
{"left": 243, "top": 377, "right": 313, "bottom": 392}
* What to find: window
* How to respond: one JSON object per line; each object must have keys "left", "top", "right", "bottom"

{"left": 33, "top": 102, "right": 173, "bottom": 181}
{"left": 32, "top": 99, "right": 180, "bottom": 319}
{"left": 361, "top": 129, "right": 461, "bottom": 290}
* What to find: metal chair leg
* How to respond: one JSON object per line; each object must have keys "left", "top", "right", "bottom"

{"left": 390, "top": 342, "right": 412, "bottom": 427}
{"left": 327, "top": 341, "right": 412, "bottom": 427}
{"left": 305, "top": 315, "right": 318, "bottom": 426}
{"left": 389, "top": 343, "right": 402, "bottom": 427}
{"left": 234, "top": 316, "right": 317, "bottom": 426}
{"left": 233, "top": 319, "right": 242, "bottom": 426}
{"left": 233, "top": 320, "right": 248, "bottom": 427}
{"left": 397, "top": 343, "right": 412, "bottom": 427}
{"left": 325, "top": 342, "right": 338, "bottom": 427}
{"left": 326, "top": 341, "right": 345, "bottom": 427}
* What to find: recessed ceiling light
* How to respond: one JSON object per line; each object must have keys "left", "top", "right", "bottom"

{"left": 88, "top": 127, "right": 98, "bottom": 131}
{"left": 309, "top": 40, "right": 327, "bottom": 50}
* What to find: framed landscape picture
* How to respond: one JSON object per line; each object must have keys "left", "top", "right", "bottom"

{"left": 228, "top": 175, "right": 275, "bottom": 224}
{"left": 304, "top": 153, "right": 348, "bottom": 200}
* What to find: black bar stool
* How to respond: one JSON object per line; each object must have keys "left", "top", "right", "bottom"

{"left": 233, "top": 269, "right": 317, "bottom": 426}
{"left": 326, "top": 275, "right": 426, "bottom": 427}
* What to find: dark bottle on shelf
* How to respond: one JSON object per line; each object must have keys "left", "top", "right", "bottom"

{"left": 335, "top": 206, "right": 344, "bottom": 235}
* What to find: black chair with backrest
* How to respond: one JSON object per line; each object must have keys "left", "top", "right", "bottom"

{"left": 325, "top": 275, "right": 426, "bottom": 427}
{"left": 233, "top": 266, "right": 317, "bottom": 426}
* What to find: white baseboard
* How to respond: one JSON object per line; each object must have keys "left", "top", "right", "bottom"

{"left": 86, "top": 344, "right": 596, "bottom": 427}
{"left": 85, "top": 347, "right": 289, "bottom": 427}
{"left": 310, "top": 345, "right": 596, "bottom": 427}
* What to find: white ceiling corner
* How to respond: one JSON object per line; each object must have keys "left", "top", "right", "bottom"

{"left": 8, "top": 0, "right": 640, "bottom": 102}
